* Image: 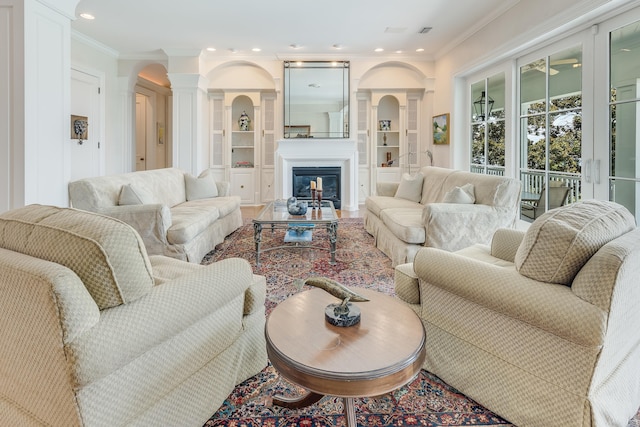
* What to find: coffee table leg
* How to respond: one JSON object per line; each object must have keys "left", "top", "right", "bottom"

{"left": 328, "top": 222, "right": 337, "bottom": 265}
{"left": 344, "top": 397, "right": 357, "bottom": 426}
{"left": 272, "top": 391, "right": 323, "bottom": 409}
{"left": 253, "top": 223, "right": 263, "bottom": 267}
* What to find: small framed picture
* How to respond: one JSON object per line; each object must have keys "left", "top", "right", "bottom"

{"left": 432, "top": 113, "right": 450, "bottom": 145}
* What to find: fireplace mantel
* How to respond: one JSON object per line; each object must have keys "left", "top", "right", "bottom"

{"left": 275, "top": 139, "right": 358, "bottom": 211}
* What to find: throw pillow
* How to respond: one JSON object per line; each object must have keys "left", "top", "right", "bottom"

{"left": 185, "top": 172, "right": 218, "bottom": 201}
{"left": 515, "top": 200, "right": 636, "bottom": 286}
{"left": 118, "top": 183, "right": 154, "bottom": 205}
{"left": 394, "top": 173, "right": 424, "bottom": 203}
{"left": 443, "top": 183, "right": 475, "bottom": 204}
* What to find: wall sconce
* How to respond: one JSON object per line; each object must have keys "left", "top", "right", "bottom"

{"left": 71, "top": 115, "right": 88, "bottom": 145}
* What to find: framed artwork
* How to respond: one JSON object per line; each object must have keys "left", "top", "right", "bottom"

{"left": 432, "top": 113, "right": 450, "bottom": 145}
{"left": 285, "top": 125, "right": 311, "bottom": 138}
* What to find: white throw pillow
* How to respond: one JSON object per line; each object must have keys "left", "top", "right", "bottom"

{"left": 185, "top": 173, "right": 218, "bottom": 201}
{"left": 443, "top": 183, "right": 475, "bottom": 204}
{"left": 394, "top": 173, "right": 424, "bottom": 203}
{"left": 118, "top": 184, "right": 154, "bottom": 205}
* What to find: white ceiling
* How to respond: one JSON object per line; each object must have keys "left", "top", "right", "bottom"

{"left": 72, "top": 0, "right": 518, "bottom": 59}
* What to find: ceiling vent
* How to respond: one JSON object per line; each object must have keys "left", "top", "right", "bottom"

{"left": 419, "top": 27, "right": 433, "bottom": 34}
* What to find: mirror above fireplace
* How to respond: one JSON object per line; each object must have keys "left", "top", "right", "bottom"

{"left": 283, "top": 61, "right": 350, "bottom": 139}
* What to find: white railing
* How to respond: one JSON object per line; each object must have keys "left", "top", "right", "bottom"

{"left": 470, "top": 165, "right": 582, "bottom": 204}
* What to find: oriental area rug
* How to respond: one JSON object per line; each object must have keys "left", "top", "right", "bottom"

{"left": 201, "top": 218, "right": 640, "bottom": 427}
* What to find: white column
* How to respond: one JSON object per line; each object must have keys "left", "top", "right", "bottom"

{"left": 0, "top": 0, "right": 78, "bottom": 211}
{"left": 116, "top": 76, "right": 136, "bottom": 173}
{"left": 167, "top": 73, "right": 209, "bottom": 175}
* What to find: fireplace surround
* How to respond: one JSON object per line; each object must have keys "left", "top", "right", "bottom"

{"left": 275, "top": 139, "right": 358, "bottom": 211}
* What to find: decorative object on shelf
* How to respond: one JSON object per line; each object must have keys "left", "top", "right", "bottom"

{"left": 386, "top": 152, "right": 392, "bottom": 162}
{"left": 238, "top": 110, "right": 251, "bottom": 131}
{"left": 473, "top": 90, "right": 494, "bottom": 121}
{"left": 286, "top": 197, "right": 308, "bottom": 216}
{"left": 433, "top": 113, "right": 450, "bottom": 145}
{"left": 383, "top": 133, "right": 387, "bottom": 146}
{"left": 379, "top": 119, "right": 391, "bottom": 131}
{"left": 70, "top": 115, "right": 88, "bottom": 145}
{"left": 298, "top": 277, "right": 369, "bottom": 327}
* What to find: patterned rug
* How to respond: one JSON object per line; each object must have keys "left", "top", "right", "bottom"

{"left": 201, "top": 218, "right": 640, "bottom": 427}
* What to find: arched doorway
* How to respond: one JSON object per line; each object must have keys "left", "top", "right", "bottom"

{"left": 135, "top": 64, "right": 172, "bottom": 170}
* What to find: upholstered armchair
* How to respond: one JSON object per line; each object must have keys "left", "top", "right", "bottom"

{"left": 0, "top": 205, "right": 267, "bottom": 426}
{"left": 394, "top": 200, "right": 640, "bottom": 427}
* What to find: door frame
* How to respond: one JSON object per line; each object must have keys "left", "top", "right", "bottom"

{"left": 70, "top": 65, "right": 105, "bottom": 177}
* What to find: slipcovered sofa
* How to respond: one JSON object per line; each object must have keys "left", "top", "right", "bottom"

{"left": 364, "top": 166, "right": 521, "bottom": 266}
{"left": 0, "top": 204, "right": 267, "bottom": 426}
{"left": 394, "top": 200, "right": 640, "bottom": 426}
{"left": 69, "top": 167, "right": 242, "bottom": 263}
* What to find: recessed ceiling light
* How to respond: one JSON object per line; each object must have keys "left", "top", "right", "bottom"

{"left": 395, "top": 50, "right": 403, "bottom": 54}
{"left": 289, "top": 44, "right": 302, "bottom": 49}
{"left": 79, "top": 13, "right": 95, "bottom": 20}
{"left": 332, "top": 44, "right": 343, "bottom": 50}
{"left": 416, "top": 48, "right": 425, "bottom": 52}
{"left": 206, "top": 47, "right": 216, "bottom": 52}
{"left": 374, "top": 48, "right": 384, "bottom": 52}
{"left": 252, "top": 48, "right": 261, "bottom": 52}
{"left": 419, "top": 27, "right": 432, "bottom": 34}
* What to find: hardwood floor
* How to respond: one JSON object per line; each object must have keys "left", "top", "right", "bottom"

{"left": 240, "top": 204, "right": 365, "bottom": 220}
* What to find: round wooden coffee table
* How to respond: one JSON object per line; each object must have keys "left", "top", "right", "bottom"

{"left": 265, "top": 288, "right": 426, "bottom": 426}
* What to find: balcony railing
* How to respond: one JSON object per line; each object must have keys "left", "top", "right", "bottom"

{"left": 470, "top": 165, "right": 582, "bottom": 204}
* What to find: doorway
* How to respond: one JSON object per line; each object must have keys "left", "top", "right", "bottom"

{"left": 70, "top": 68, "right": 103, "bottom": 180}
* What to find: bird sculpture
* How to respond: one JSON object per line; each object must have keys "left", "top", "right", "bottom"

{"left": 295, "top": 277, "right": 369, "bottom": 327}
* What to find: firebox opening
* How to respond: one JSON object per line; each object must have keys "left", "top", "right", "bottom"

{"left": 292, "top": 166, "right": 341, "bottom": 210}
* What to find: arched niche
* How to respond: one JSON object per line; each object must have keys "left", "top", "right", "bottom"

{"left": 206, "top": 61, "right": 275, "bottom": 90}
{"left": 358, "top": 62, "right": 426, "bottom": 90}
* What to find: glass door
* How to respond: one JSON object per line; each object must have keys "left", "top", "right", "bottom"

{"left": 518, "top": 44, "right": 584, "bottom": 220}
{"left": 605, "top": 18, "right": 640, "bottom": 218}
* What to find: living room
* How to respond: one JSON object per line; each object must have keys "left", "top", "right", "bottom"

{"left": 2, "top": 0, "right": 640, "bottom": 426}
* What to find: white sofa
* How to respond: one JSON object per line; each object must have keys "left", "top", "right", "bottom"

{"left": 394, "top": 200, "right": 640, "bottom": 426}
{"left": 0, "top": 204, "right": 267, "bottom": 426}
{"left": 69, "top": 168, "right": 242, "bottom": 263}
{"left": 364, "top": 166, "right": 521, "bottom": 266}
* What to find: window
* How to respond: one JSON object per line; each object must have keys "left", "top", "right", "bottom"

{"left": 609, "top": 20, "right": 640, "bottom": 217}
{"left": 470, "top": 73, "right": 505, "bottom": 175}
{"left": 519, "top": 45, "right": 583, "bottom": 216}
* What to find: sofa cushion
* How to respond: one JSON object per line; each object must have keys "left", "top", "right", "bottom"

{"left": 443, "top": 183, "right": 475, "bottom": 204}
{"left": 185, "top": 172, "right": 218, "bottom": 201}
{"left": 118, "top": 183, "right": 154, "bottom": 205}
{"left": 395, "top": 173, "right": 424, "bottom": 203}
{"left": 0, "top": 205, "right": 154, "bottom": 309}
{"left": 167, "top": 204, "right": 220, "bottom": 244}
{"left": 180, "top": 196, "right": 241, "bottom": 218}
{"left": 380, "top": 208, "right": 425, "bottom": 244}
{"left": 515, "top": 200, "right": 636, "bottom": 285}
{"left": 365, "top": 196, "right": 422, "bottom": 218}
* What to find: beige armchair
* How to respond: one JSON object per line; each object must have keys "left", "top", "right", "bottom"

{"left": 394, "top": 200, "right": 640, "bottom": 427}
{"left": 0, "top": 205, "right": 267, "bottom": 426}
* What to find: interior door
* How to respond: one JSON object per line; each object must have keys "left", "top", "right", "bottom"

{"left": 70, "top": 69, "right": 102, "bottom": 181}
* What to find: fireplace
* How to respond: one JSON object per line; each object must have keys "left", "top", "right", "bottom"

{"left": 292, "top": 167, "right": 341, "bottom": 209}
{"left": 275, "top": 139, "right": 358, "bottom": 211}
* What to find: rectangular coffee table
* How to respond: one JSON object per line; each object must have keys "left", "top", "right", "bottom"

{"left": 252, "top": 200, "right": 338, "bottom": 267}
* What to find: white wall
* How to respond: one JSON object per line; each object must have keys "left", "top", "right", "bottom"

{"left": 433, "top": 0, "right": 629, "bottom": 169}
